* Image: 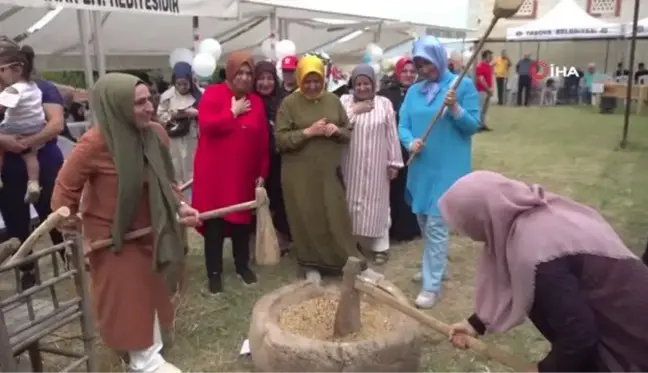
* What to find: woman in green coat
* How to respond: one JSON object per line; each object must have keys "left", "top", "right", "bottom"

{"left": 275, "top": 55, "right": 365, "bottom": 279}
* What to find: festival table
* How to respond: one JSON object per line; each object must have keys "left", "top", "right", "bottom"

{"left": 601, "top": 83, "right": 648, "bottom": 115}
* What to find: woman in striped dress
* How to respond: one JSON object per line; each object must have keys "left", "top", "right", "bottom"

{"left": 341, "top": 64, "right": 403, "bottom": 265}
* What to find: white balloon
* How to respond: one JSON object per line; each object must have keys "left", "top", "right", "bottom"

{"left": 169, "top": 48, "right": 193, "bottom": 68}
{"left": 370, "top": 62, "right": 381, "bottom": 74}
{"left": 198, "top": 38, "right": 222, "bottom": 61}
{"left": 260, "top": 37, "right": 276, "bottom": 59}
{"left": 193, "top": 53, "right": 216, "bottom": 78}
{"left": 366, "top": 43, "right": 383, "bottom": 62}
{"left": 275, "top": 40, "right": 296, "bottom": 60}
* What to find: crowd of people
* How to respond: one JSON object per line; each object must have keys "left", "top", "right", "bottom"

{"left": 1, "top": 33, "right": 648, "bottom": 373}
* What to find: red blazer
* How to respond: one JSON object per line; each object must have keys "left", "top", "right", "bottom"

{"left": 192, "top": 83, "right": 269, "bottom": 227}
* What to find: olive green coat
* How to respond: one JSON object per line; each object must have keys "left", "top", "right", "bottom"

{"left": 275, "top": 92, "right": 363, "bottom": 271}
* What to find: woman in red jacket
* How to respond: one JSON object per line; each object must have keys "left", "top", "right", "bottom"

{"left": 193, "top": 51, "right": 269, "bottom": 295}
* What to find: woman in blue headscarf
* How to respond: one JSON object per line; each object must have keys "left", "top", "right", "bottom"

{"left": 399, "top": 36, "right": 481, "bottom": 309}
{"left": 157, "top": 61, "right": 202, "bottom": 183}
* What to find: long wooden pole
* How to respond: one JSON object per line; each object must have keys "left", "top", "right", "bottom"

{"left": 355, "top": 280, "right": 534, "bottom": 372}
{"left": 406, "top": 18, "right": 499, "bottom": 166}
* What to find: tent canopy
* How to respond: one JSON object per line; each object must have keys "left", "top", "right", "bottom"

{"left": 506, "top": 0, "right": 622, "bottom": 41}
{"left": 0, "top": 0, "right": 469, "bottom": 70}
{"left": 1, "top": 0, "right": 237, "bottom": 16}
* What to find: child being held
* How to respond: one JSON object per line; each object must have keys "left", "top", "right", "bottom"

{"left": 0, "top": 41, "right": 44, "bottom": 203}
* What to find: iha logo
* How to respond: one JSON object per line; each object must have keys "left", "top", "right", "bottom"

{"left": 531, "top": 60, "right": 579, "bottom": 80}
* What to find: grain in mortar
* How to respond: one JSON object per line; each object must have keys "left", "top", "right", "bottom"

{"left": 279, "top": 294, "right": 393, "bottom": 342}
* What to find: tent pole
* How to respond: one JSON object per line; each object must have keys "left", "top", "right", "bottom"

{"left": 76, "top": 9, "right": 94, "bottom": 90}
{"left": 373, "top": 23, "right": 382, "bottom": 43}
{"left": 620, "top": 0, "right": 641, "bottom": 149}
{"left": 91, "top": 11, "right": 106, "bottom": 77}
{"left": 192, "top": 16, "right": 200, "bottom": 53}
{"left": 603, "top": 39, "right": 610, "bottom": 74}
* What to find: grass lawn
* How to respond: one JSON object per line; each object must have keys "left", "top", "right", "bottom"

{"left": 56, "top": 105, "right": 648, "bottom": 371}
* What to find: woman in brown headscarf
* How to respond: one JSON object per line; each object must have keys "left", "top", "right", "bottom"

{"left": 275, "top": 55, "right": 365, "bottom": 281}
{"left": 52, "top": 73, "right": 201, "bottom": 373}
{"left": 193, "top": 52, "right": 269, "bottom": 295}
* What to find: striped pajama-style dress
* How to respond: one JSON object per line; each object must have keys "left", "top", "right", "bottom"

{"left": 341, "top": 94, "right": 404, "bottom": 251}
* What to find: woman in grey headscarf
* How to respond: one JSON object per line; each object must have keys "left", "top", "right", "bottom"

{"left": 340, "top": 64, "right": 403, "bottom": 265}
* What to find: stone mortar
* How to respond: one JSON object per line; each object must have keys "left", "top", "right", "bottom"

{"left": 248, "top": 281, "right": 422, "bottom": 372}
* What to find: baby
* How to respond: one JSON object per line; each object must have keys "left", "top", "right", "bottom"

{"left": 0, "top": 41, "right": 44, "bottom": 203}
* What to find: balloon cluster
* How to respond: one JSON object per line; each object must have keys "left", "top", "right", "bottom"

{"left": 261, "top": 36, "right": 297, "bottom": 61}
{"left": 168, "top": 38, "right": 223, "bottom": 79}
{"left": 363, "top": 43, "right": 384, "bottom": 74}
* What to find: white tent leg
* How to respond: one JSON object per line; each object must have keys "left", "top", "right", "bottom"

{"left": 91, "top": 11, "right": 106, "bottom": 77}
{"left": 192, "top": 16, "right": 200, "bottom": 52}
{"left": 269, "top": 10, "right": 277, "bottom": 38}
{"left": 76, "top": 9, "right": 94, "bottom": 89}
{"left": 373, "top": 23, "right": 382, "bottom": 43}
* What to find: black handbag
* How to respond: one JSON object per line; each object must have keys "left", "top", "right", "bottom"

{"left": 166, "top": 117, "right": 191, "bottom": 138}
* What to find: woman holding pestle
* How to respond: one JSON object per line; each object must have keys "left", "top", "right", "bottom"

{"left": 443, "top": 171, "right": 648, "bottom": 372}
{"left": 52, "top": 73, "right": 201, "bottom": 373}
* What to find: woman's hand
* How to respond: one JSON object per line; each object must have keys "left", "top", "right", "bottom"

{"left": 448, "top": 319, "right": 478, "bottom": 349}
{"left": 352, "top": 101, "right": 373, "bottom": 115}
{"left": 231, "top": 97, "right": 251, "bottom": 117}
{"left": 178, "top": 202, "right": 201, "bottom": 227}
{"left": 0, "top": 134, "right": 27, "bottom": 153}
{"left": 409, "top": 139, "right": 424, "bottom": 153}
{"left": 444, "top": 89, "right": 457, "bottom": 109}
{"left": 185, "top": 107, "right": 198, "bottom": 117}
{"left": 303, "top": 118, "right": 327, "bottom": 137}
{"left": 324, "top": 123, "right": 339, "bottom": 137}
{"left": 387, "top": 166, "right": 399, "bottom": 180}
{"left": 58, "top": 215, "right": 82, "bottom": 234}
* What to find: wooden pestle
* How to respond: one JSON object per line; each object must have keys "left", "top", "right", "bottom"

{"left": 333, "top": 257, "right": 364, "bottom": 337}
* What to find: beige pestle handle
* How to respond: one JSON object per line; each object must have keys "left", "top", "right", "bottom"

{"left": 89, "top": 198, "right": 260, "bottom": 250}
{"left": 355, "top": 280, "right": 535, "bottom": 372}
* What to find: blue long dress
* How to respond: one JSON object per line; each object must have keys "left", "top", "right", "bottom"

{"left": 399, "top": 68, "right": 480, "bottom": 297}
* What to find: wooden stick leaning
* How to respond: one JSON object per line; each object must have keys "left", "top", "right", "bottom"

{"left": 6, "top": 207, "right": 71, "bottom": 265}
{"left": 406, "top": 0, "right": 524, "bottom": 167}
{"left": 354, "top": 278, "right": 534, "bottom": 372}
{"left": 0, "top": 238, "right": 21, "bottom": 266}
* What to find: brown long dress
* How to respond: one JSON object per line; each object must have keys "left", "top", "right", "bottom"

{"left": 51, "top": 125, "right": 182, "bottom": 351}
{"left": 275, "top": 91, "right": 363, "bottom": 272}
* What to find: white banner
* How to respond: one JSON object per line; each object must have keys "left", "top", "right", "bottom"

{"left": 507, "top": 26, "right": 622, "bottom": 41}
{"left": 0, "top": 0, "right": 238, "bottom": 16}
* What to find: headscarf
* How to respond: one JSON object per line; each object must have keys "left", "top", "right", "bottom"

{"left": 171, "top": 61, "right": 202, "bottom": 106}
{"left": 412, "top": 36, "right": 448, "bottom": 104}
{"left": 296, "top": 55, "right": 325, "bottom": 100}
{"left": 394, "top": 57, "right": 413, "bottom": 82}
{"left": 225, "top": 51, "right": 255, "bottom": 86}
{"left": 90, "top": 73, "right": 185, "bottom": 293}
{"left": 437, "top": 171, "right": 637, "bottom": 334}
{"left": 254, "top": 60, "right": 282, "bottom": 122}
{"left": 350, "top": 64, "right": 376, "bottom": 101}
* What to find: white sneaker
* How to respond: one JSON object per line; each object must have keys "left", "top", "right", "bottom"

{"left": 305, "top": 270, "right": 321, "bottom": 285}
{"left": 415, "top": 291, "right": 438, "bottom": 309}
{"left": 152, "top": 362, "right": 181, "bottom": 373}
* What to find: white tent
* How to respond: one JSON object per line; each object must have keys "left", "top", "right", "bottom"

{"left": 506, "top": 0, "right": 622, "bottom": 41}
{"left": 0, "top": 1, "right": 469, "bottom": 70}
